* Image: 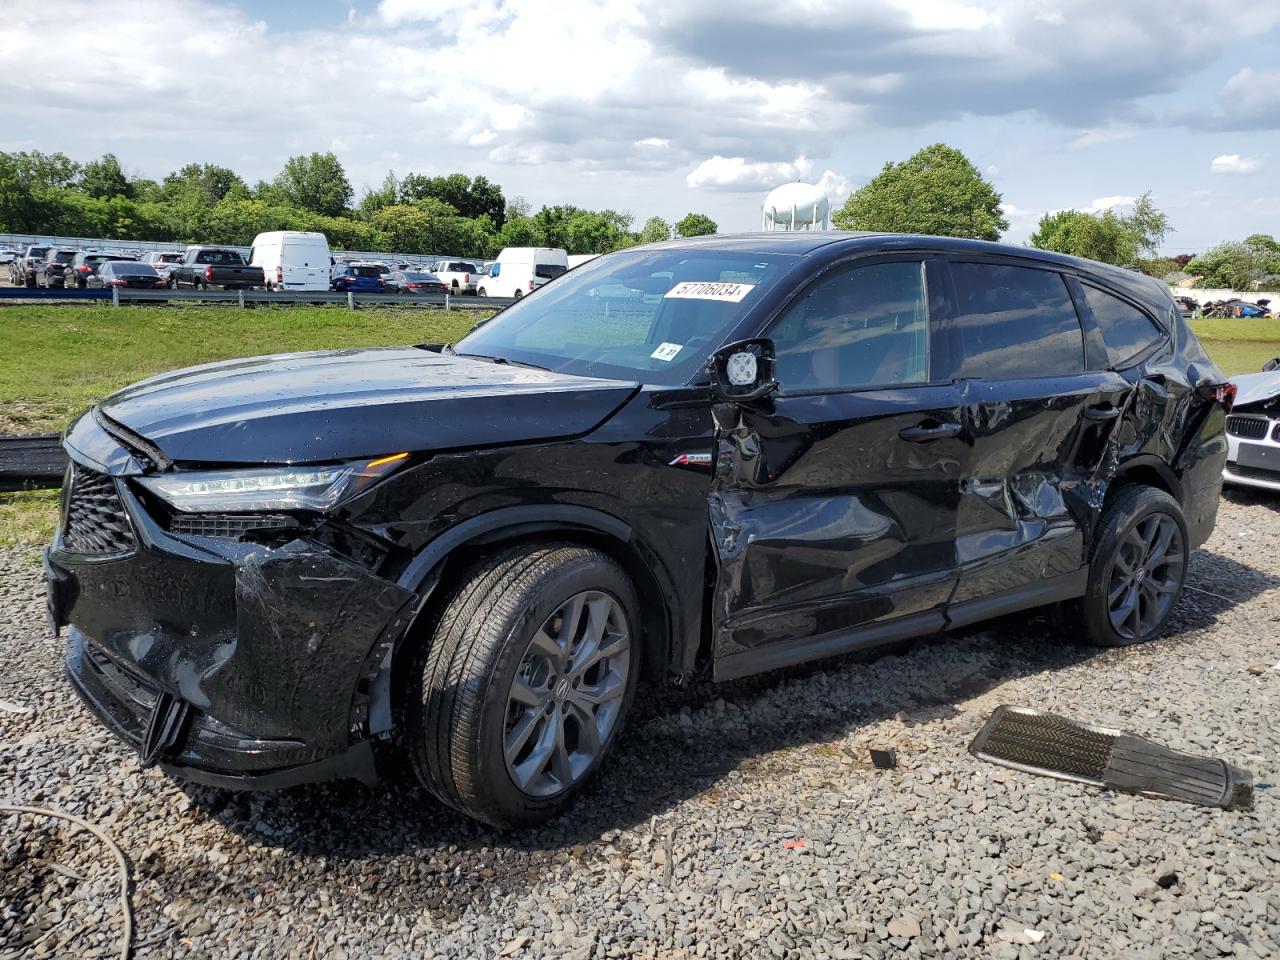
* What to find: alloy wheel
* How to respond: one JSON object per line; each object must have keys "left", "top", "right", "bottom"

{"left": 502, "top": 590, "right": 630, "bottom": 798}
{"left": 1106, "top": 512, "right": 1184, "bottom": 641}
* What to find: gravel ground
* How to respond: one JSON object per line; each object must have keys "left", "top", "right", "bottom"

{"left": 1, "top": 490, "right": 1277, "bottom": 959}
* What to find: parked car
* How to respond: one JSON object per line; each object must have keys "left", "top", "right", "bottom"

{"left": 1222, "top": 364, "right": 1280, "bottom": 492}
{"left": 478, "top": 246, "right": 568, "bottom": 298}
{"left": 141, "top": 252, "right": 185, "bottom": 285}
{"left": 330, "top": 262, "right": 385, "bottom": 293}
{"left": 86, "top": 261, "right": 167, "bottom": 289}
{"left": 36, "top": 248, "right": 78, "bottom": 288}
{"left": 68, "top": 252, "right": 138, "bottom": 289}
{"left": 0, "top": 246, "right": 16, "bottom": 265}
{"left": 46, "top": 233, "right": 1232, "bottom": 828}
{"left": 13, "top": 244, "right": 50, "bottom": 287}
{"left": 386, "top": 270, "right": 448, "bottom": 295}
{"left": 250, "top": 230, "right": 331, "bottom": 292}
{"left": 170, "top": 247, "right": 264, "bottom": 290}
{"left": 432, "top": 260, "right": 483, "bottom": 295}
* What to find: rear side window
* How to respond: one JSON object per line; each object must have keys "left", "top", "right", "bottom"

{"left": 1081, "top": 284, "right": 1163, "bottom": 367}
{"left": 950, "top": 263, "right": 1084, "bottom": 379}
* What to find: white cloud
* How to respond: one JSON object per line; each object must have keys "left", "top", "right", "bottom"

{"left": 635, "top": 138, "right": 671, "bottom": 148}
{"left": 1070, "top": 127, "right": 1138, "bottom": 149}
{"left": 986, "top": 164, "right": 1000, "bottom": 176}
{"left": 815, "top": 170, "right": 852, "bottom": 204}
{"left": 686, "top": 156, "right": 815, "bottom": 191}
{"left": 1084, "top": 195, "right": 1137, "bottom": 213}
{"left": 1210, "top": 154, "right": 1263, "bottom": 175}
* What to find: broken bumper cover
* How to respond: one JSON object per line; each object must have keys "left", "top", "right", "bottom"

{"left": 47, "top": 454, "right": 416, "bottom": 790}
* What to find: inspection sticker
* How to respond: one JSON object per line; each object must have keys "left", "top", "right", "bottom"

{"left": 664, "top": 281, "right": 756, "bottom": 303}
{"left": 650, "top": 342, "right": 684, "bottom": 361}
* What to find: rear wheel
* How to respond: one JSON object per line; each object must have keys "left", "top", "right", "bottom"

{"left": 477, "top": 287, "right": 487, "bottom": 297}
{"left": 407, "top": 544, "right": 639, "bottom": 828}
{"left": 1062, "top": 485, "right": 1189, "bottom": 647}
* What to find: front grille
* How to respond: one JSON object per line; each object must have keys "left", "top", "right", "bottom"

{"left": 62, "top": 467, "right": 136, "bottom": 555}
{"left": 1225, "top": 415, "right": 1270, "bottom": 440}
{"left": 168, "top": 514, "right": 293, "bottom": 538}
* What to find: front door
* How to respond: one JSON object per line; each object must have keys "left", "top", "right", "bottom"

{"left": 709, "top": 257, "right": 965, "bottom": 680}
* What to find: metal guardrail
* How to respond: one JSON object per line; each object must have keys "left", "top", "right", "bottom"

{"left": 0, "top": 286, "right": 514, "bottom": 309}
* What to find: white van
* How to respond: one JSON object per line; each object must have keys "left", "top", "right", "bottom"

{"left": 249, "top": 231, "right": 331, "bottom": 292}
{"left": 478, "top": 247, "right": 568, "bottom": 298}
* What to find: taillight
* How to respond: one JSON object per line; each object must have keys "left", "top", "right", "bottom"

{"left": 205, "top": 266, "right": 214, "bottom": 282}
{"left": 276, "top": 266, "right": 283, "bottom": 284}
{"left": 527, "top": 280, "right": 535, "bottom": 292}
{"left": 463, "top": 273, "right": 470, "bottom": 282}
{"left": 109, "top": 279, "right": 126, "bottom": 286}
{"left": 1197, "top": 380, "right": 1237, "bottom": 412}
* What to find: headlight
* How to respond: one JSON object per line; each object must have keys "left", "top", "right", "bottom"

{"left": 135, "top": 453, "right": 408, "bottom": 513}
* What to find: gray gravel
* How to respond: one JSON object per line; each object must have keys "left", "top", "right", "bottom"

{"left": 2, "top": 489, "right": 1278, "bottom": 959}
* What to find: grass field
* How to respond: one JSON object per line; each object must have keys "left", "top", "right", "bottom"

{"left": 1, "top": 305, "right": 1278, "bottom": 546}
{"left": 0, "top": 303, "right": 481, "bottom": 434}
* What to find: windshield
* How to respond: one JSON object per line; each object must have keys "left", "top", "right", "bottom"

{"left": 455, "top": 248, "right": 797, "bottom": 384}
{"left": 109, "top": 263, "right": 158, "bottom": 276}
{"left": 351, "top": 266, "right": 381, "bottom": 277}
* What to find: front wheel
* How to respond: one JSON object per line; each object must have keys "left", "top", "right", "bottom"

{"left": 407, "top": 544, "right": 640, "bottom": 828}
{"left": 1062, "top": 485, "right": 1189, "bottom": 647}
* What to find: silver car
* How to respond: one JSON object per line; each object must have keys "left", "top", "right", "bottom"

{"left": 1223, "top": 366, "right": 1280, "bottom": 492}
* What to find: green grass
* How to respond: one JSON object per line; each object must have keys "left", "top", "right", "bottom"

{"left": 0, "top": 303, "right": 483, "bottom": 434}
{"left": 1188, "top": 317, "right": 1280, "bottom": 376}
{"left": 0, "top": 488, "right": 59, "bottom": 549}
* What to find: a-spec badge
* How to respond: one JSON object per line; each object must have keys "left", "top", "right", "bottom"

{"left": 668, "top": 452, "right": 713, "bottom": 468}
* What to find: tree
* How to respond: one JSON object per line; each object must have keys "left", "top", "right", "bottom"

{"left": 163, "top": 163, "right": 247, "bottom": 207}
{"left": 399, "top": 172, "right": 506, "bottom": 227}
{"left": 675, "top": 212, "right": 717, "bottom": 237}
{"left": 639, "top": 216, "right": 672, "bottom": 244}
{"left": 273, "top": 152, "right": 353, "bottom": 217}
{"left": 492, "top": 215, "right": 545, "bottom": 254}
{"left": 357, "top": 171, "right": 400, "bottom": 220}
{"left": 78, "top": 153, "right": 132, "bottom": 199}
{"left": 1185, "top": 236, "right": 1280, "bottom": 290}
{"left": 1030, "top": 192, "right": 1170, "bottom": 266}
{"left": 833, "top": 143, "right": 1007, "bottom": 240}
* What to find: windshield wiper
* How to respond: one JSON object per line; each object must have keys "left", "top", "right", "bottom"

{"left": 453, "top": 351, "right": 553, "bottom": 373}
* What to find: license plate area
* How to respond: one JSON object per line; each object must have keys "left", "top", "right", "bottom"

{"left": 1236, "top": 442, "right": 1280, "bottom": 472}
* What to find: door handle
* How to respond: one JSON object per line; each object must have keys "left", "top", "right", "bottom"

{"left": 1084, "top": 403, "right": 1121, "bottom": 421}
{"left": 899, "top": 421, "right": 962, "bottom": 442}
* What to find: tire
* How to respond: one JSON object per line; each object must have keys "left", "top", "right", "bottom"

{"left": 25, "top": 273, "right": 35, "bottom": 288}
{"left": 513, "top": 290, "right": 522, "bottom": 299}
{"left": 477, "top": 287, "right": 487, "bottom": 297}
{"left": 406, "top": 543, "right": 640, "bottom": 828}
{"left": 1061, "top": 485, "right": 1189, "bottom": 647}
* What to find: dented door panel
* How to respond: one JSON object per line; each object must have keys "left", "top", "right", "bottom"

{"left": 709, "top": 385, "right": 964, "bottom": 661}
{"left": 952, "top": 373, "right": 1131, "bottom": 604}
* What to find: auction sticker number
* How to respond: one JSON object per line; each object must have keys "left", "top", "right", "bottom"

{"left": 664, "top": 281, "right": 756, "bottom": 303}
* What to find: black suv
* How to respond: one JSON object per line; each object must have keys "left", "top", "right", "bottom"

{"left": 46, "top": 233, "right": 1231, "bottom": 827}
{"left": 36, "top": 247, "right": 78, "bottom": 288}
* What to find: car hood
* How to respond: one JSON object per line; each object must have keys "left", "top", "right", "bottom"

{"left": 1232, "top": 370, "right": 1280, "bottom": 410}
{"left": 94, "top": 347, "right": 638, "bottom": 464}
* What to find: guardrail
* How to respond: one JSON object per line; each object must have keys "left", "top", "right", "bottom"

{"left": 0, "top": 435, "right": 65, "bottom": 492}
{"left": 0, "top": 287, "right": 514, "bottom": 309}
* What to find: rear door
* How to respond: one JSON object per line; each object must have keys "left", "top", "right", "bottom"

{"left": 710, "top": 257, "right": 966, "bottom": 679}
{"left": 938, "top": 258, "right": 1133, "bottom": 620}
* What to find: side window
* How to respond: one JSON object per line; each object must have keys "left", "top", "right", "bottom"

{"left": 1081, "top": 283, "right": 1163, "bottom": 367}
{"left": 951, "top": 263, "right": 1084, "bottom": 379}
{"left": 770, "top": 260, "right": 930, "bottom": 392}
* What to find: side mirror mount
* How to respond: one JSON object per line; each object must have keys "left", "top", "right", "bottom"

{"left": 707, "top": 338, "right": 778, "bottom": 403}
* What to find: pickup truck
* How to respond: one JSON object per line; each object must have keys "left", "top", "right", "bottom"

{"left": 170, "top": 247, "right": 264, "bottom": 290}
{"left": 432, "top": 259, "right": 483, "bottom": 295}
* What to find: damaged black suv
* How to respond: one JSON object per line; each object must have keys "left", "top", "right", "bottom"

{"left": 46, "top": 233, "right": 1232, "bottom": 827}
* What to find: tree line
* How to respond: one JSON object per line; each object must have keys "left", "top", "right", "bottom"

{"left": 0, "top": 150, "right": 719, "bottom": 256}
{"left": 2, "top": 144, "right": 1273, "bottom": 286}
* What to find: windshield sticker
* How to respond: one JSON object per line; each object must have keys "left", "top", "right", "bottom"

{"left": 664, "top": 281, "right": 756, "bottom": 303}
{"left": 650, "top": 342, "right": 684, "bottom": 362}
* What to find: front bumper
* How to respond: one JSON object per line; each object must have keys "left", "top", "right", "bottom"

{"left": 1224, "top": 416, "right": 1280, "bottom": 492}
{"left": 47, "top": 441, "right": 418, "bottom": 789}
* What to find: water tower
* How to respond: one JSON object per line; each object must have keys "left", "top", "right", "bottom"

{"left": 761, "top": 181, "right": 830, "bottom": 231}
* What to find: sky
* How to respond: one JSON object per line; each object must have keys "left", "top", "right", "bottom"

{"left": 3, "top": 0, "right": 1280, "bottom": 253}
